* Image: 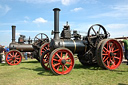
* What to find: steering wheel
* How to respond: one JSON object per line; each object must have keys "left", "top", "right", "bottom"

{"left": 33, "top": 33, "right": 49, "bottom": 47}
{"left": 87, "top": 24, "right": 108, "bottom": 48}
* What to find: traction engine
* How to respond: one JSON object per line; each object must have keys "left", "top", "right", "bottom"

{"left": 5, "top": 26, "right": 49, "bottom": 65}
{"left": 40, "top": 8, "right": 123, "bottom": 75}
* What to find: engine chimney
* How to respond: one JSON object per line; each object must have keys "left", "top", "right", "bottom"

{"left": 12, "top": 25, "right": 16, "bottom": 43}
{"left": 53, "top": 8, "right": 61, "bottom": 39}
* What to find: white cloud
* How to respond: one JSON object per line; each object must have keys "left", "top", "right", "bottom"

{"left": 16, "top": 32, "right": 20, "bottom": 37}
{"left": 90, "top": 5, "right": 128, "bottom": 18}
{"left": 105, "top": 24, "right": 128, "bottom": 38}
{"left": 19, "top": 0, "right": 60, "bottom": 4}
{"left": 61, "top": 0, "right": 79, "bottom": 5}
{"left": 0, "top": 5, "right": 11, "bottom": 15}
{"left": 71, "top": 7, "right": 83, "bottom": 12}
{"left": 19, "top": 0, "right": 79, "bottom": 5}
{"left": 83, "top": 0, "right": 98, "bottom": 4}
{"left": 24, "top": 16, "right": 30, "bottom": 20}
{"left": 105, "top": 24, "right": 128, "bottom": 29}
{"left": 33, "top": 17, "right": 47, "bottom": 23}
{"left": 23, "top": 20, "right": 28, "bottom": 23}
{"left": 112, "top": 5, "right": 128, "bottom": 11}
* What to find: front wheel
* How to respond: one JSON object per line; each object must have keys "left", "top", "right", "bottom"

{"left": 49, "top": 48, "right": 75, "bottom": 75}
{"left": 5, "top": 50, "right": 23, "bottom": 65}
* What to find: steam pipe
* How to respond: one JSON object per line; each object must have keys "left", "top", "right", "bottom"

{"left": 53, "top": 8, "right": 61, "bottom": 39}
{"left": 12, "top": 25, "right": 16, "bottom": 43}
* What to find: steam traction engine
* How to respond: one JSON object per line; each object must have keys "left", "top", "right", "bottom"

{"left": 5, "top": 26, "right": 49, "bottom": 65}
{"left": 40, "top": 8, "right": 123, "bottom": 75}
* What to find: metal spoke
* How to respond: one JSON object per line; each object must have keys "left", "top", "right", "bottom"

{"left": 64, "top": 65, "right": 69, "bottom": 70}
{"left": 106, "top": 60, "right": 109, "bottom": 67}
{"left": 16, "top": 55, "right": 20, "bottom": 58}
{"left": 57, "top": 65, "right": 60, "bottom": 70}
{"left": 66, "top": 62, "right": 72, "bottom": 65}
{"left": 102, "top": 53, "right": 108, "bottom": 56}
{"left": 14, "top": 52, "right": 17, "bottom": 57}
{"left": 91, "top": 27, "right": 97, "bottom": 35}
{"left": 53, "top": 63, "right": 60, "bottom": 67}
{"left": 113, "top": 49, "right": 119, "bottom": 53}
{"left": 98, "top": 27, "right": 101, "bottom": 34}
{"left": 103, "top": 47, "right": 109, "bottom": 52}
{"left": 56, "top": 53, "right": 61, "bottom": 59}
{"left": 13, "top": 52, "right": 14, "bottom": 57}
{"left": 46, "top": 63, "right": 49, "bottom": 67}
{"left": 53, "top": 59, "right": 58, "bottom": 62}
{"left": 62, "top": 65, "right": 64, "bottom": 72}
{"left": 65, "top": 57, "right": 70, "bottom": 60}
{"left": 61, "top": 52, "right": 63, "bottom": 58}
{"left": 103, "top": 57, "right": 109, "bottom": 62}
{"left": 41, "top": 33, "right": 43, "bottom": 40}
{"left": 64, "top": 53, "right": 68, "bottom": 59}
{"left": 114, "top": 56, "right": 120, "bottom": 60}
{"left": 110, "top": 59, "right": 115, "bottom": 66}
{"left": 9, "top": 53, "right": 13, "bottom": 57}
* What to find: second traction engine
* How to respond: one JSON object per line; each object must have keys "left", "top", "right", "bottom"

{"left": 40, "top": 8, "right": 123, "bottom": 75}
{"left": 6, "top": 25, "right": 49, "bottom": 65}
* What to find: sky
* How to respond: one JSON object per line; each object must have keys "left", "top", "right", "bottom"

{"left": 0, "top": 0, "right": 128, "bottom": 46}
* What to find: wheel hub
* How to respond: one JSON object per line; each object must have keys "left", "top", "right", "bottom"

{"left": 61, "top": 59, "right": 66, "bottom": 65}
{"left": 110, "top": 52, "right": 114, "bottom": 57}
{"left": 12, "top": 57, "right": 15, "bottom": 60}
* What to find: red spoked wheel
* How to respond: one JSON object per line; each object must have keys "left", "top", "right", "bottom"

{"left": 49, "top": 48, "right": 75, "bottom": 75}
{"left": 97, "top": 39, "right": 123, "bottom": 70}
{"left": 39, "top": 42, "right": 50, "bottom": 58}
{"left": 41, "top": 50, "right": 50, "bottom": 70}
{"left": 5, "top": 50, "right": 22, "bottom": 65}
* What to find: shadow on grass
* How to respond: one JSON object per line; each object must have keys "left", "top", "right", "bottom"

{"left": 21, "top": 60, "right": 39, "bottom": 63}
{"left": 20, "top": 67, "right": 54, "bottom": 76}
{"left": 0, "top": 63, "right": 9, "bottom": 66}
{"left": 74, "top": 64, "right": 128, "bottom": 73}
{"left": 74, "top": 63, "right": 103, "bottom": 70}
{"left": 118, "top": 83, "right": 128, "bottom": 85}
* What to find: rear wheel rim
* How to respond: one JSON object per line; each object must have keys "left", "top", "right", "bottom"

{"left": 40, "top": 43, "right": 49, "bottom": 56}
{"left": 42, "top": 51, "right": 50, "bottom": 70}
{"left": 51, "top": 49, "right": 74, "bottom": 75}
{"left": 6, "top": 51, "right": 22, "bottom": 65}
{"left": 101, "top": 40, "right": 123, "bottom": 70}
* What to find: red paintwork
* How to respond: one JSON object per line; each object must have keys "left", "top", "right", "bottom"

{"left": 51, "top": 49, "right": 74, "bottom": 75}
{"left": 102, "top": 40, "right": 123, "bottom": 70}
{"left": 6, "top": 50, "right": 22, "bottom": 65}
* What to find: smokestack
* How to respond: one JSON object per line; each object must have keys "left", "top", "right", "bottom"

{"left": 12, "top": 25, "right": 16, "bottom": 43}
{"left": 53, "top": 8, "right": 61, "bottom": 39}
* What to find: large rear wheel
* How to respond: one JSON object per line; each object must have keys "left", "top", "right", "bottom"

{"left": 97, "top": 39, "right": 123, "bottom": 70}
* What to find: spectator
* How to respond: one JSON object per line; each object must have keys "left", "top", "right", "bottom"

{"left": 24, "top": 52, "right": 28, "bottom": 60}
{"left": 0, "top": 45, "right": 5, "bottom": 63}
{"left": 4, "top": 46, "right": 10, "bottom": 56}
{"left": 0, "top": 46, "right": 2, "bottom": 63}
{"left": 5, "top": 47, "right": 10, "bottom": 52}
{"left": 123, "top": 38, "right": 128, "bottom": 65}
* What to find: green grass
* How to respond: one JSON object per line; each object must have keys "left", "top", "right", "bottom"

{"left": 0, "top": 58, "right": 128, "bottom": 85}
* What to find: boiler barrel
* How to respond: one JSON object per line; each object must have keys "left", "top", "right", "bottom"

{"left": 50, "top": 39, "right": 87, "bottom": 53}
{"left": 9, "top": 43, "right": 34, "bottom": 52}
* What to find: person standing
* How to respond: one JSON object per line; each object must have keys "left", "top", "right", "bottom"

{"left": 0, "top": 45, "right": 5, "bottom": 63}
{"left": 123, "top": 38, "right": 128, "bottom": 65}
{"left": 24, "top": 52, "right": 28, "bottom": 60}
{"left": 0, "top": 45, "right": 2, "bottom": 63}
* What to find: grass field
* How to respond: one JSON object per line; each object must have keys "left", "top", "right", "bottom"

{"left": 0, "top": 58, "right": 128, "bottom": 85}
